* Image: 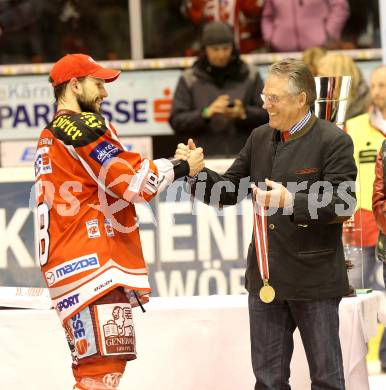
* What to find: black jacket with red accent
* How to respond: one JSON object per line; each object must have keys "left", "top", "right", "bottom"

{"left": 190, "top": 115, "right": 357, "bottom": 299}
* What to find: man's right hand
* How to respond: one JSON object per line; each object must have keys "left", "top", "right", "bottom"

{"left": 174, "top": 138, "right": 204, "bottom": 176}
{"left": 174, "top": 138, "right": 197, "bottom": 160}
{"left": 187, "top": 147, "right": 204, "bottom": 176}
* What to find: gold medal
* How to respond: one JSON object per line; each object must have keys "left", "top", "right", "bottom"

{"left": 259, "top": 282, "right": 275, "bottom": 303}
{"left": 253, "top": 202, "right": 275, "bottom": 304}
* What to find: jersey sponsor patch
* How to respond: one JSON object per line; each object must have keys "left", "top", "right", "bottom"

{"left": 89, "top": 141, "right": 123, "bottom": 165}
{"left": 38, "top": 137, "right": 53, "bottom": 147}
{"left": 49, "top": 112, "right": 107, "bottom": 146}
{"left": 65, "top": 306, "right": 97, "bottom": 361}
{"left": 94, "top": 303, "right": 136, "bottom": 356}
{"left": 79, "top": 112, "right": 104, "bottom": 129}
{"left": 34, "top": 146, "right": 52, "bottom": 177}
{"left": 104, "top": 218, "right": 115, "bottom": 237}
{"left": 51, "top": 115, "right": 84, "bottom": 141}
{"left": 45, "top": 253, "right": 100, "bottom": 286}
{"left": 86, "top": 219, "right": 101, "bottom": 238}
{"left": 57, "top": 293, "right": 81, "bottom": 312}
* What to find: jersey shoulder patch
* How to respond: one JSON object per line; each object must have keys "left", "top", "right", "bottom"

{"left": 48, "top": 112, "right": 108, "bottom": 147}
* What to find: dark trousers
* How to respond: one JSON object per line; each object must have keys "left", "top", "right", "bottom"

{"left": 248, "top": 295, "right": 345, "bottom": 390}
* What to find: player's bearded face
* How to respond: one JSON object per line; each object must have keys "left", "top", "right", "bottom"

{"left": 76, "top": 92, "right": 101, "bottom": 114}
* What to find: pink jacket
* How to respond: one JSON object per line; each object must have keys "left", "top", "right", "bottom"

{"left": 261, "top": 0, "right": 349, "bottom": 52}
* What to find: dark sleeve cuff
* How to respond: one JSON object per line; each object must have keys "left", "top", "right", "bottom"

{"left": 173, "top": 160, "right": 190, "bottom": 179}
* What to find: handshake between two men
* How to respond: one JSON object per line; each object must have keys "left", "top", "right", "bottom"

{"left": 174, "top": 138, "right": 294, "bottom": 210}
{"left": 175, "top": 138, "right": 205, "bottom": 177}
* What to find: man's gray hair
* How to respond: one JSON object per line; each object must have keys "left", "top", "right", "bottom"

{"left": 269, "top": 58, "right": 316, "bottom": 106}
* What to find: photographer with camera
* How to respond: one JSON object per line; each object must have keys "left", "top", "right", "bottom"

{"left": 169, "top": 21, "right": 268, "bottom": 157}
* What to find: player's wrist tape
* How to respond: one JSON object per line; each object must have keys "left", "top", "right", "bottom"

{"left": 171, "top": 159, "right": 189, "bottom": 179}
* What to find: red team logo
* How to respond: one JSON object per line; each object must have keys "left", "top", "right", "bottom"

{"left": 104, "top": 219, "right": 115, "bottom": 237}
{"left": 86, "top": 219, "right": 101, "bottom": 238}
{"left": 76, "top": 338, "right": 90, "bottom": 355}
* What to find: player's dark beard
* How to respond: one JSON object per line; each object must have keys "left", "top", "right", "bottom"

{"left": 76, "top": 94, "right": 100, "bottom": 114}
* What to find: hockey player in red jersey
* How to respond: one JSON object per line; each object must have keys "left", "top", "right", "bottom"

{"left": 34, "top": 53, "right": 204, "bottom": 389}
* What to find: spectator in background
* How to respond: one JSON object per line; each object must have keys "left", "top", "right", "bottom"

{"left": 358, "top": 65, "right": 386, "bottom": 374}
{"left": 343, "top": 0, "right": 380, "bottom": 49}
{"left": 169, "top": 21, "right": 268, "bottom": 157}
{"left": 181, "top": 0, "right": 265, "bottom": 54}
{"left": 0, "top": 0, "right": 47, "bottom": 63}
{"left": 261, "top": 0, "right": 349, "bottom": 52}
{"left": 317, "top": 53, "right": 371, "bottom": 119}
{"left": 345, "top": 67, "right": 386, "bottom": 375}
{"left": 344, "top": 65, "right": 386, "bottom": 288}
{"left": 302, "top": 47, "right": 326, "bottom": 76}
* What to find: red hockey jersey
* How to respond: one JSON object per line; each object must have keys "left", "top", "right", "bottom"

{"left": 34, "top": 111, "right": 174, "bottom": 323}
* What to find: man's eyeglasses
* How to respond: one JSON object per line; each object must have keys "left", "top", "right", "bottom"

{"left": 260, "top": 94, "right": 281, "bottom": 104}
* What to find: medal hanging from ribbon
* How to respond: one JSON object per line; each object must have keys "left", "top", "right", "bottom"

{"left": 252, "top": 194, "right": 276, "bottom": 303}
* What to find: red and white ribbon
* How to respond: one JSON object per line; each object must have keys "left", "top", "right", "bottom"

{"left": 252, "top": 196, "right": 269, "bottom": 281}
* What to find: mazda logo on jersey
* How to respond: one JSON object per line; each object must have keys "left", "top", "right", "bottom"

{"left": 45, "top": 253, "right": 100, "bottom": 286}
{"left": 45, "top": 271, "right": 55, "bottom": 285}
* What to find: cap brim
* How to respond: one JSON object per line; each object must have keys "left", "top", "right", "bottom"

{"left": 90, "top": 68, "right": 121, "bottom": 83}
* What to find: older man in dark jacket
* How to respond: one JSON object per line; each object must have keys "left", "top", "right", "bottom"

{"left": 176, "top": 59, "right": 357, "bottom": 389}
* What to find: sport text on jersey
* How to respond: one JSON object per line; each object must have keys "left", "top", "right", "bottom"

{"left": 57, "top": 293, "right": 80, "bottom": 312}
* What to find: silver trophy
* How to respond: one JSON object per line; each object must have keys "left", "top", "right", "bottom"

{"left": 314, "top": 76, "right": 362, "bottom": 292}
{"left": 314, "top": 76, "right": 351, "bottom": 129}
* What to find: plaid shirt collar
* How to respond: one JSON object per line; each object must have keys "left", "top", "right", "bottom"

{"left": 289, "top": 110, "right": 312, "bottom": 135}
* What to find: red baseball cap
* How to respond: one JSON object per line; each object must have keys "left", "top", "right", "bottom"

{"left": 50, "top": 54, "right": 121, "bottom": 87}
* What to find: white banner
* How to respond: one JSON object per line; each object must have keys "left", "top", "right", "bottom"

{"left": 120, "top": 136, "right": 152, "bottom": 159}
{"left": 0, "top": 70, "right": 180, "bottom": 140}
{"left": 0, "top": 140, "right": 37, "bottom": 167}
